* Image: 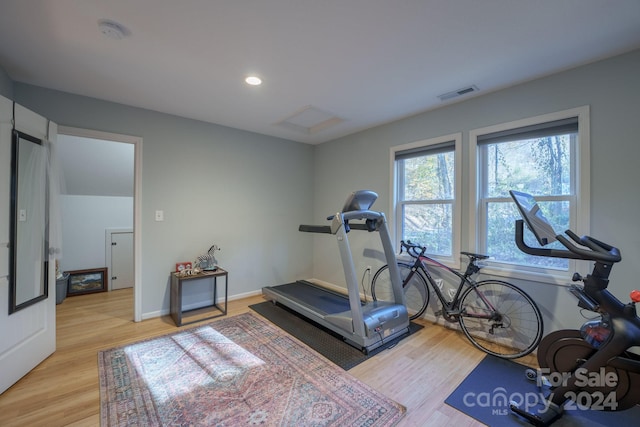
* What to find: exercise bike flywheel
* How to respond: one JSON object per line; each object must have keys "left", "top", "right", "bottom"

{"left": 537, "top": 330, "right": 639, "bottom": 410}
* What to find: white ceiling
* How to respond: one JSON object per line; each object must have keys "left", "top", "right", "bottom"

{"left": 1, "top": 1, "right": 639, "bottom": 145}
{"left": 56, "top": 134, "right": 134, "bottom": 197}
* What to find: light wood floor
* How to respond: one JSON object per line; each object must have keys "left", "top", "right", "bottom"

{"left": 0, "top": 288, "right": 536, "bottom": 426}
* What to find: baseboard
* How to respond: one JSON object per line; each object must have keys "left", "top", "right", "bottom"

{"left": 141, "top": 289, "right": 263, "bottom": 321}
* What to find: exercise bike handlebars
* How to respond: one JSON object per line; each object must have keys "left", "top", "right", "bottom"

{"left": 509, "top": 193, "right": 640, "bottom": 426}
{"left": 515, "top": 220, "right": 621, "bottom": 264}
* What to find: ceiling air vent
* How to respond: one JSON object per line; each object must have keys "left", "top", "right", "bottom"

{"left": 438, "top": 85, "right": 479, "bottom": 101}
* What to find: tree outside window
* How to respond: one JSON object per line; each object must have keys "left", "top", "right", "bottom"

{"left": 472, "top": 109, "right": 588, "bottom": 277}
{"left": 480, "top": 134, "right": 574, "bottom": 270}
{"left": 394, "top": 134, "right": 461, "bottom": 266}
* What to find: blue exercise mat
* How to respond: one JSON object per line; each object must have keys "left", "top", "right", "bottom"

{"left": 445, "top": 354, "right": 639, "bottom": 426}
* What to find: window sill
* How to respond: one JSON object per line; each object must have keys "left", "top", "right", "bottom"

{"left": 477, "top": 264, "right": 573, "bottom": 287}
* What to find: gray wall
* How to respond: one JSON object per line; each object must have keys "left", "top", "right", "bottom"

{"left": 14, "top": 84, "right": 315, "bottom": 317}
{"left": 0, "top": 66, "right": 13, "bottom": 99}
{"left": 7, "top": 49, "right": 640, "bottom": 331}
{"left": 312, "top": 49, "right": 640, "bottom": 331}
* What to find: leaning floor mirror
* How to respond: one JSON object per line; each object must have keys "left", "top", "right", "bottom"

{"left": 9, "top": 129, "right": 49, "bottom": 314}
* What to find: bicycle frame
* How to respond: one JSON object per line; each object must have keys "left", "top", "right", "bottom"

{"left": 409, "top": 252, "right": 498, "bottom": 320}
{"left": 381, "top": 239, "right": 543, "bottom": 359}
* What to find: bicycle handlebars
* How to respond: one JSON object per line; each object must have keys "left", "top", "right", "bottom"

{"left": 515, "top": 220, "right": 621, "bottom": 264}
{"left": 399, "top": 240, "right": 426, "bottom": 258}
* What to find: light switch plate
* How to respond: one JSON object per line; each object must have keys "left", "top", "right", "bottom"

{"left": 155, "top": 210, "right": 164, "bottom": 221}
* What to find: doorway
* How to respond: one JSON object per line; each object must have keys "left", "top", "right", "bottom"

{"left": 57, "top": 127, "right": 142, "bottom": 321}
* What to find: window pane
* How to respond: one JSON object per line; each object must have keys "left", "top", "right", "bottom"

{"left": 402, "top": 203, "right": 452, "bottom": 256}
{"left": 402, "top": 151, "right": 454, "bottom": 200}
{"left": 484, "top": 135, "right": 572, "bottom": 198}
{"left": 486, "top": 200, "right": 569, "bottom": 269}
{"left": 474, "top": 109, "right": 587, "bottom": 277}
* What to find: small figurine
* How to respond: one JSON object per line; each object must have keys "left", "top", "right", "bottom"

{"left": 196, "top": 244, "right": 220, "bottom": 271}
{"left": 176, "top": 266, "right": 202, "bottom": 277}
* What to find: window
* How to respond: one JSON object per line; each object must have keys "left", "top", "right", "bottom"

{"left": 392, "top": 133, "right": 461, "bottom": 267}
{"left": 470, "top": 107, "right": 590, "bottom": 281}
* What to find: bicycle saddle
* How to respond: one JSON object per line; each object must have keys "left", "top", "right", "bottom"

{"left": 460, "top": 251, "right": 490, "bottom": 260}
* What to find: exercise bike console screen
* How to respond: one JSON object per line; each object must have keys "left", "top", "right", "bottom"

{"left": 509, "top": 190, "right": 557, "bottom": 246}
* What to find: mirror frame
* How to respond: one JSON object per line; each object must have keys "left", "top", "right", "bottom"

{"left": 9, "top": 129, "right": 49, "bottom": 314}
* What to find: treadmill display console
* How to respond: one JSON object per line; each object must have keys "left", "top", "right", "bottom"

{"left": 342, "top": 190, "right": 378, "bottom": 212}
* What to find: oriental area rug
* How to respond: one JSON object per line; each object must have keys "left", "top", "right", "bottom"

{"left": 98, "top": 312, "right": 406, "bottom": 426}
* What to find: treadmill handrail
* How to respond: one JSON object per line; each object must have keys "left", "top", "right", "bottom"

{"left": 299, "top": 224, "right": 332, "bottom": 234}
{"left": 341, "top": 209, "right": 383, "bottom": 221}
{"left": 299, "top": 210, "right": 384, "bottom": 235}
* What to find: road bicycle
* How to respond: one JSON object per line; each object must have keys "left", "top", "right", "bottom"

{"left": 371, "top": 240, "right": 543, "bottom": 359}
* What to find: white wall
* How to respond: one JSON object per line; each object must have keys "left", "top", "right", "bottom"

{"left": 59, "top": 195, "right": 133, "bottom": 272}
{"left": 312, "top": 49, "right": 640, "bottom": 333}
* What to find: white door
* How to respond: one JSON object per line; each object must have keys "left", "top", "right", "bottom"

{"left": 0, "top": 97, "right": 57, "bottom": 394}
{"left": 111, "top": 231, "right": 134, "bottom": 290}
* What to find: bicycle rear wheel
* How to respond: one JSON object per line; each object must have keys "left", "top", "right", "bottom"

{"left": 458, "top": 280, "right": 543, "bottom": 359}
{"left": 371, "top": 263, "right": 429, "bottom": 320}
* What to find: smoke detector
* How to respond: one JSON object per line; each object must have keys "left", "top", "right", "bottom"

{"left": 98, "top": 19, "right": 130, "bottom": 40}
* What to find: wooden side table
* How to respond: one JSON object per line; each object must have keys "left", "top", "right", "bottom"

{"left": 170, "top": 268, "right": 228, "bottom": 326}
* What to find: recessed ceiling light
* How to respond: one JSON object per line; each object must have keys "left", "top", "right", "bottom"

{"left": 245, "top": 76, "right": 262, "bottom": 86}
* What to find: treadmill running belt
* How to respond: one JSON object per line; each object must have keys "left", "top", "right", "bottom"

{"left": 269, "top": 282, "right": 351, "bottom": 315}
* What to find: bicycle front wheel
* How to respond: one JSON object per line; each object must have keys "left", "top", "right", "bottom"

{"left": 458, "top": 280, "right": 543, "bottom": 359}
{"left": 371, "top": 263, "right": 429, "bottom": 320}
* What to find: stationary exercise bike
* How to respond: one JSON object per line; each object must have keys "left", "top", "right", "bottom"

{"left": 507, "top": 191, "right": 640, "bottom": 426}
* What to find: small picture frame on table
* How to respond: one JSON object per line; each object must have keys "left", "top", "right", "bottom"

{"left": 66, "top": 267, "right": 108, "bottom": 296}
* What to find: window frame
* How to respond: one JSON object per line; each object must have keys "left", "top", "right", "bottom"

{"left": 468, "top": 106, "right": 591, "bottom": 284}
{"left": 390, "top": 133, "right": 462, "bottom": 269}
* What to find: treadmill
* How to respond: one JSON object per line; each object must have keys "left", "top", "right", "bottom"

{"left": 262, "top": 190, "right": 410, "bottom": 353}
